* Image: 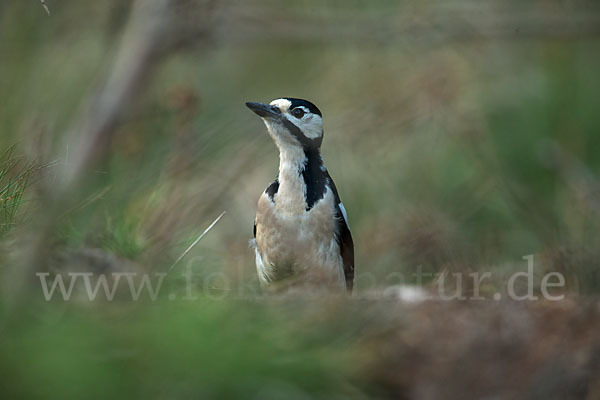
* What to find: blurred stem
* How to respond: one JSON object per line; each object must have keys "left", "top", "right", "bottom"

{"left": 8, "top": 0, "right": 175, "bottom": 307}
{"left": 57, "top": 0, "right": 171, "bottom": 191}
{"left": 39, "top": 0, "right": 50, "bottom": 16}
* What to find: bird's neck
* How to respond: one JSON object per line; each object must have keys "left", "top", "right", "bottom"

{"left": 276, "top": 147, "right": 325, "bottom": 214}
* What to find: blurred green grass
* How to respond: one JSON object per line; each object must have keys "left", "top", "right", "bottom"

{"left": 1, "top": 0, "right": 600, "bottom": 398}
{"left": 0, "top": 299, "right": 360, "bottom": 399}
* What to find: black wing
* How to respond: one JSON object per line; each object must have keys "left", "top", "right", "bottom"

{"left": 325, "top": 172, "right": 355, "bottom": 292}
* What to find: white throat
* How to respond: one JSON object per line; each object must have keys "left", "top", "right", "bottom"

{"left": 276, "top": 143, "right": 307, "bottom": 215}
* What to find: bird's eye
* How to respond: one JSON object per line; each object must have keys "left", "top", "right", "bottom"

{"left": 292, "top": 108, "right": 305, "bottom": 118}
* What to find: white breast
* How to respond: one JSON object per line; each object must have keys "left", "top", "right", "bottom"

{"left": 254, "top": 187, "right": 345, "bottom": 290}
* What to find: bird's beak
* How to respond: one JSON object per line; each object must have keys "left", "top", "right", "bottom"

{"left": 245, "top": 102, "right": 282, "bottom": 120}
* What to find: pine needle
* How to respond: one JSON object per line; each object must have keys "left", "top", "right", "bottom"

{"left": 40, "top": 0, "right": 50, "bottom": 15}
{"left": 168, "top": 211, "right": 226, "bottom": 271}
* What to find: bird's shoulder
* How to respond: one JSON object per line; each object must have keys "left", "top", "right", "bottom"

{"left": 264, "top": 179, "right": 279, "bottom": 202}
{"left": 254, "top": 179, "right": 279, "bottom": 238}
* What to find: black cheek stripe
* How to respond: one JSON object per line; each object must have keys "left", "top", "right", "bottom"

{"left": 282, "top": 118, "right": 321, "bottom": 149}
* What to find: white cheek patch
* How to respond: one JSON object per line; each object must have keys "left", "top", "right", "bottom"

{"left": 270, "top": 98, "right": 292, "bottom": 113}
{"left": 297, "top": 114, "right": 323, "bottom": 139}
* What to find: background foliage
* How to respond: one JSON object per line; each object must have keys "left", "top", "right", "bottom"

{"left": 1, "top": 0, "right": 600, "bottom": 398}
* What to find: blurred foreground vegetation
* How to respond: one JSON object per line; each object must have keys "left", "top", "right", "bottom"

{"left": 1, "top": 0, "right": 600, "bottom": 398}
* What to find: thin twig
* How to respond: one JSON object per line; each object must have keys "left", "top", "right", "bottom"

{"left": 168, "top": 211, "right": 226, "bottom": 271}
{"left": 60, "top": 185, "right": 112, "bottom": 218}
{"left": 40, "top": 0, "right": 50, "bottom": 15}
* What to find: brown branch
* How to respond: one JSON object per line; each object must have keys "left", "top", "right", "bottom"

{"left": 57, "top": 0, "right": 171, "bottom": 191}
{"left": 7, "top": 0, "right": 214, "bottom": 305}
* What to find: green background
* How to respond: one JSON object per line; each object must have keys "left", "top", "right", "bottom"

{"left": 1, "top": 0, "right": 599, "bottom": 398}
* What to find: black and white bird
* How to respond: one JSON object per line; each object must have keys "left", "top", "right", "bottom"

{"left": 246, "top": 98, "right": 354, "bottom": 292}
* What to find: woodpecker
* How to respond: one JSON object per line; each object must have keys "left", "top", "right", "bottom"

{"left": 246, "top": 98, "right": 354, "bottom": 292}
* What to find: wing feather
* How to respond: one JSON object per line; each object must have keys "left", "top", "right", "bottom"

{"left": 325, "top": 172, "right": 355, "bottom": 292}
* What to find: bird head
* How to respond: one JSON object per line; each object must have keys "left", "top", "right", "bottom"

{"left": 246, "top": 98, "right": 323, "bottom": 151}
